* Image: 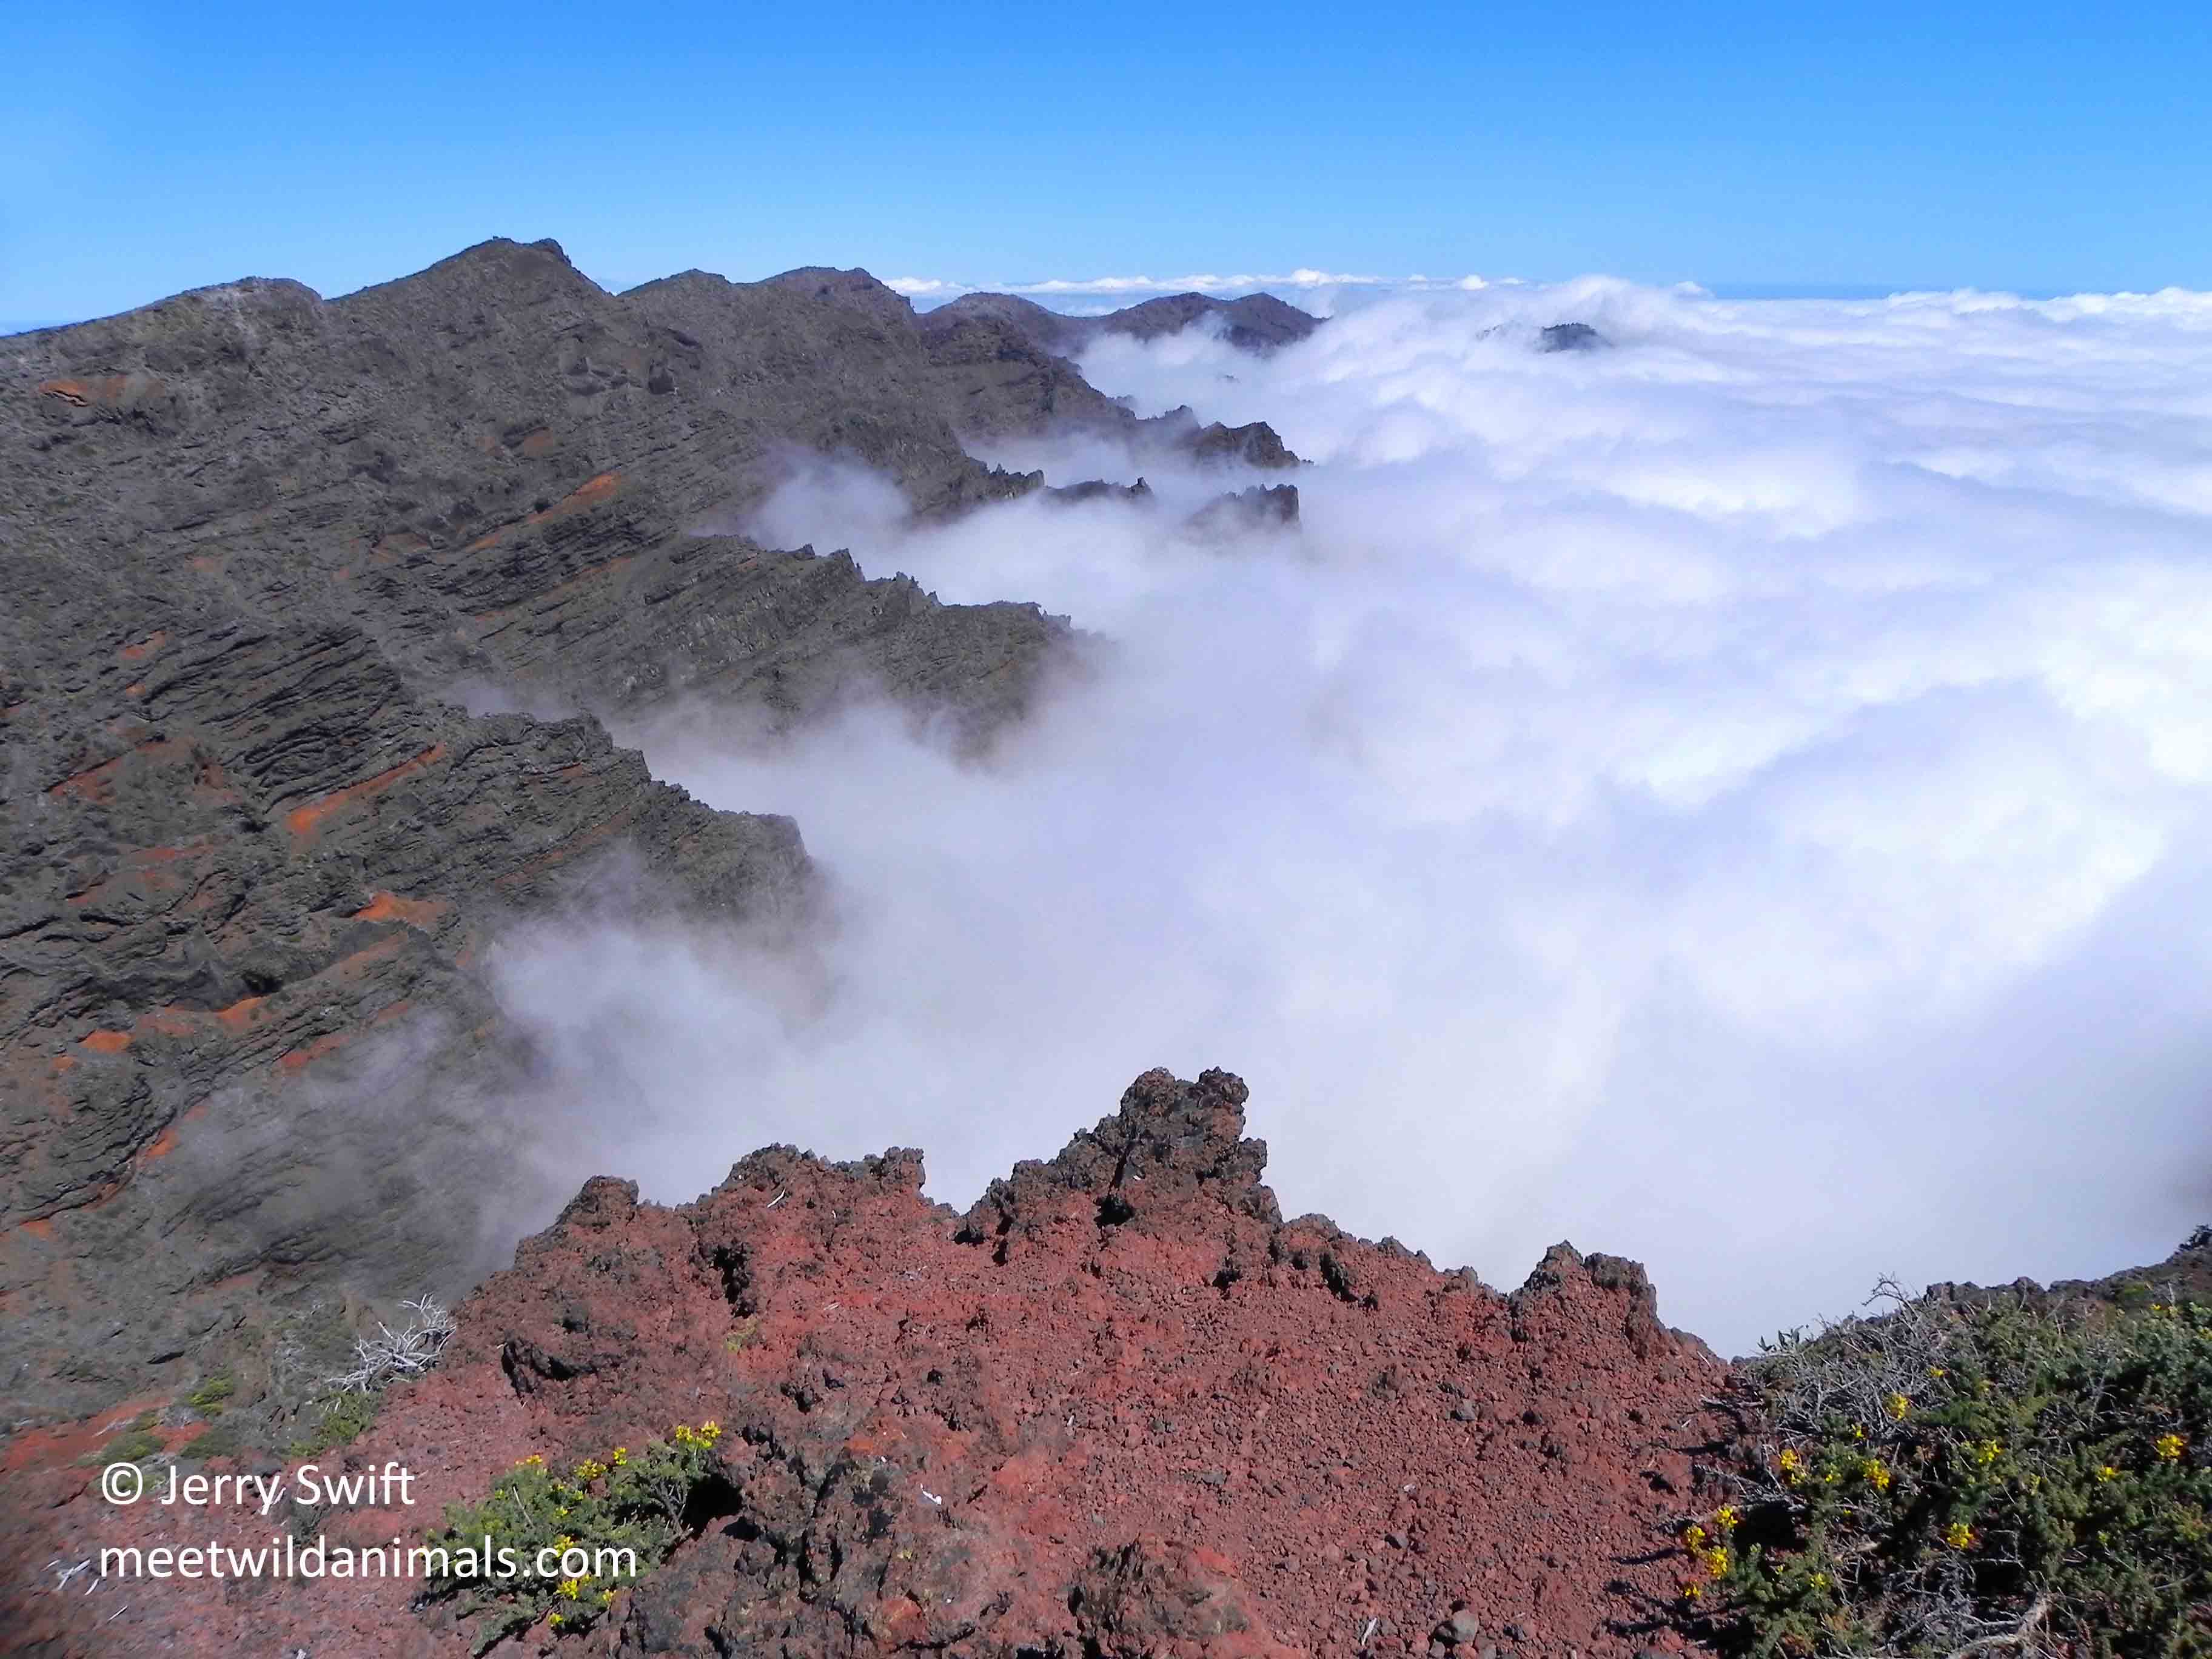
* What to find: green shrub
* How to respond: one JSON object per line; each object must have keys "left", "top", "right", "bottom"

{"left": 187, "top": 1373, "right": 236, "bottom": 1413}
{"left": 1686, "top": 1281, "right": 2211, "bottom": 1658}
{"left": 421, "top": 1421, "right": 728, "bottom": 1652}
{"left": 79, "top": 1425, "right": 164, "bottom": 1466}
{"left": 287, "top": 1389, "right": 381, "bottom": 1458}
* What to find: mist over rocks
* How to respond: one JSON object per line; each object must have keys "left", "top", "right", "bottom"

{"left": 651, "top": 273, "right": 2212, "bottom": 1361}
{"left": 1, "top": 234, "right": 1311, "bottom": 1428}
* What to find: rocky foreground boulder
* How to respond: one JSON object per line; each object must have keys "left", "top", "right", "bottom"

{"left": 4, "top": 1068, "right": 1729, "bottom": 1658}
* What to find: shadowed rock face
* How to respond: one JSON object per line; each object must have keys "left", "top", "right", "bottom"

{"left": 1188, "top": 482, "right": 1302, "bottom": 535}
{"left": 1539, "top": 322, "right": 1610, "bottom": 353}
{"left": 0, "top": 238, "right": 1146, "bottom": 1423}
{"left": 1922, "top": 1226, "right": 2212, "bottom": 1318}
{"left": 5, "top": 1068, "right": 1733, "bottom": 1659}
{"left": 923, "top": 289, "right": 1323, "bottom": 358}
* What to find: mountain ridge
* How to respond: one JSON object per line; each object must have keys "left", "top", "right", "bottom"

{"left": 1, "top": 236, "right": 1320, "bottom": 1432}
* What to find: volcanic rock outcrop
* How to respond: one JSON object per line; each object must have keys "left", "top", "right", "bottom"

{"left": 4, "top": 1068, "right": 1731, "bottom": 1659}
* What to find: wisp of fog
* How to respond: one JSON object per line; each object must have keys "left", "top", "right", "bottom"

{"left": 491, "top": 278, "right": 2212, "bottom": 1355}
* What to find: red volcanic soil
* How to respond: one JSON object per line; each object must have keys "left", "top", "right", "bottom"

{"left": 4, "top": 1070, "right": 1729, "bottom": 1658}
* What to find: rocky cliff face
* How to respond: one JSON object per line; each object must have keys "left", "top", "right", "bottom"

{"left": 4, "top": 239, "right": 1077, "bottom": 726}
{"left": 3, "top": 240, "right": 1311, "bottom": 1427}
{"left": 0, "top": 537, "right": 813, "bottom": 1415}
{"left": 5, "top": 1069, "right": 1730, "bottom": 1659}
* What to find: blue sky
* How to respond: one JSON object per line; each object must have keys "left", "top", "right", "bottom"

{"left": 4, "top": 1, "right": 2205, "bottom": 327}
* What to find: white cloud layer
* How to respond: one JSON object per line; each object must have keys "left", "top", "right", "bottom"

{"left": 490, "top": 279, "right": 2212, "bottom": 1355}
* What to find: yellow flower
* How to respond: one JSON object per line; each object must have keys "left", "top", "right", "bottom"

{"left": 1701, "top": 1547, "right": 1732, "bottom": 1577}
{"left": 574, "top": 1458, "right": 606, "bottom": 1481}
{"left": 553, "top": 1533, "right": 574, "bottom": 1550}
{"left": 1886, "top": 1393, "right": 1911, "bottom": 1421}
{"left": 518, "top": 1453, "right": 545, "bottom": 1469}
{"left": 611, "top": 1446, "right": 629, "bottom": 1467}
{"left": 1683, "top": 1522, "right": 1708, "bottom": 1548}
{"left": 549, "top": 1613, "right": 565, "bottom": 1629}
{"left": 2156, "top": 1433, "right": 2185, "bottom": 1461}
{"left": 1714, "top": 1504, "right": 1740, "bottom": 1533}
{"left": 1928, "top": 1367, "right": 1947, "bottom": 1379}
{"left": 1974, "top": 1439, "right": 2002, "bottom": 1466}
{"left": 557, "top": 1578, "right": 581, "bottom": 1601}
{"left": 1809, "top": 1570, "right": 1832, "bottom": 1593}
{"left": 700, "top": 1419, "right": 723, "bottom": 1443}
{"left": 598, "top": 1588, "right": 617, "bottom": 1606}
{"left": 2096, "top": 1464, "right": 2119, "bottom": 1483}
{"left": 1777, "top": 1447, "right": 1805, "bottom": 1483}
{"left": 1945, "top": 1522, "right": 1975, "bottom": 1549}
{"left": 1852, "top": 1424, "right": 1866, "bottom": 1441}
{"left": 1978, "top": 1379, "right": 1993, "bottom": 1397}
{"left": 1680, "top": 1582, "right": 1703, "bottom": 1603}
{"left": 1860, "top": 1459, "right": 1892, "bottom": 1492}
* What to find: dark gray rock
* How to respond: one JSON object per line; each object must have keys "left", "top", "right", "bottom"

{"left": 1436, "top": 1608, "right": 1482, "bottom": 1644}
{"left": 1045, "top": 477, "right": 1155, "bottom": 508}
{"left": 1187, "top": 483, "right": 1301, "bottom": 536}
{"left": 923, "top": 288, "right": 1322, "bottom": 357}
{"left": 1539, "top": 322, "right": 1610, "bottom": 353}
{"left": 1190, "top": 420, "right": 1301, "bottom": 470}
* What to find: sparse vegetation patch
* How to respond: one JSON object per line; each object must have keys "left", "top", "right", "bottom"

{"left": 421, "top": 1421, "right": 730, "bottom": 1652}
{"left": 1686, "top": 1280, "right": 2212, "bottom": 1658}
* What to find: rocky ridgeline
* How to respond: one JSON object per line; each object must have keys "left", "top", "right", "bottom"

{"left": 5, "top": 1069, "right": 1730, "bottom": 1659}
{"left": 922, "top": 289, "right": 1324, "bottom": 358}
{"left": 0, "top": 239, "right": 1315, "bottom": 1427}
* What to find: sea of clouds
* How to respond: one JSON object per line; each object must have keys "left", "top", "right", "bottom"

{"left": 492, "top": 278, "right": 2212, "bottom": 1354}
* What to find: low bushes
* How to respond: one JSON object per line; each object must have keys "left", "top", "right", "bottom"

{"left": 1686, "top": 1280, "right": 2210, "bottom": 1658}
{"left": 421, "top": 1421, "right": 729, "bottom": 1652}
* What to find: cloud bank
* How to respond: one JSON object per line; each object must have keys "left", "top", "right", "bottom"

{"left": 884, "top": 271, "right": 1530, "bottom": 312}
{"left": 489, "top": 278, "right": 2212, "bottom": 1355}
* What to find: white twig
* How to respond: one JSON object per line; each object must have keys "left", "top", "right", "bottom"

{"left": 321, "top": 1296, "right": 457, "bottom": 1395}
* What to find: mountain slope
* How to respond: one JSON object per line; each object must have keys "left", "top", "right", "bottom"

{"left": 0, "top": 238, "right": 1140, "bottom": 1424}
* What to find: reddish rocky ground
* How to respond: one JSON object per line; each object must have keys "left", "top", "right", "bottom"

{"left": 4, "top": 1070, "right": 1731, "bottom": 1658}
